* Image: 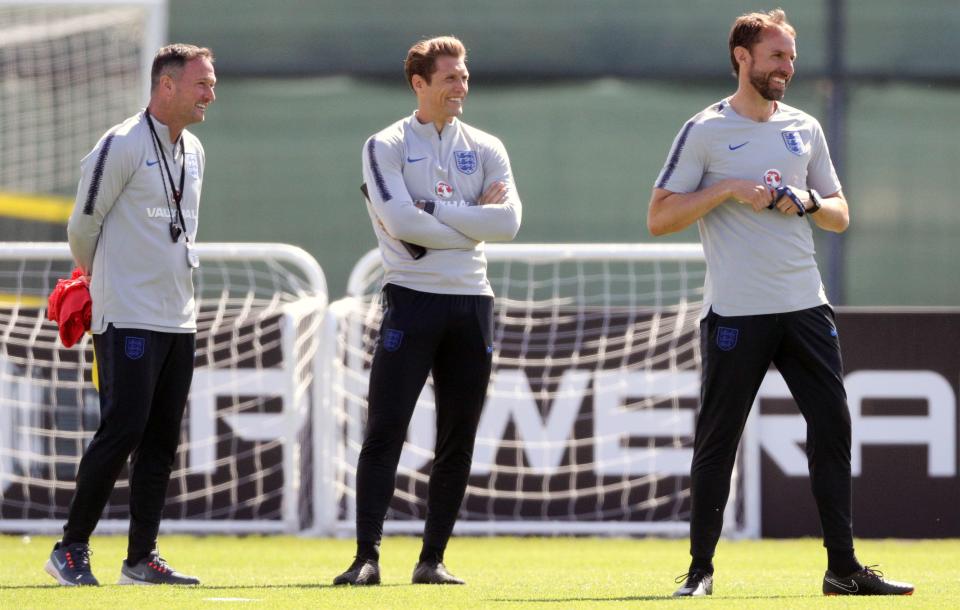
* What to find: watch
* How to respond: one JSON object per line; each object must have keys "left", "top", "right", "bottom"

{"left": 806, "top": 188, "right": 822, "bottom": 214}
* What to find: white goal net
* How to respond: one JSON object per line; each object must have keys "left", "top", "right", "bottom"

{"left": 0, "top": 242, "right": 326, "bottom": 534}
{"left": 0, "top": 1, "right": 165, "bottom": 198}
{"left": 318, "top": 243, "right": 757, "bottom": 536}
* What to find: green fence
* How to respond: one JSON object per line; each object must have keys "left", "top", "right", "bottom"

{"left": 4, "top": 1, "right": 956, "bottom": 305}
{"left": 189, "top": 78, "right": 959, "bottom": 304}
{"left": 169, "top": 0, "right": 956, "bottom": 80}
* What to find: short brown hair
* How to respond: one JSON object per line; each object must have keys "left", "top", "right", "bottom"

{"left": 151, "top": 43, "right": 214, "bottom": 90}
{"left": 728, "top": 9, "right": 795, "bottom": 76}
{"left": 404, "top": 36, "right": 466, "bottom": 90}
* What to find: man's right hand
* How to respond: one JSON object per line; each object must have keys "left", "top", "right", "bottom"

{"left": 725, "top": 179, "right": 775, "bottom": 212}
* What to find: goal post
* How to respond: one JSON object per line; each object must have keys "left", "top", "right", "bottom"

{"left": 0, "top": 0, "right": 166, "bottom": 100}
{"left": 0, "top": 0, "right": 166, "bottom": 226}
{"left": 318, "top": 243, "right": 760, "bottom": 538}
{"left": 0, "top": 242, "right": 327, "bottom": 534}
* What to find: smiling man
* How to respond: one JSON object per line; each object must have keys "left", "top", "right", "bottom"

{"left": 647, "top": 10, "right": 913, "bottom": 598}
{"left": 335, "top": 35, "right": 521, "bottom": 587}
{"left": 48, "top": 44, "right": 215, "bottom": 587}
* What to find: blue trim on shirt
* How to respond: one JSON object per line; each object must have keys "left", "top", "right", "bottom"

{"left": 656, "top": 120, "right": 695, "bottom": 189}
{"left": 83, "top": 133, "right": 116, "bottom": 215}
{"left": 366, "top": 139, "right": 391, "bottom": 202}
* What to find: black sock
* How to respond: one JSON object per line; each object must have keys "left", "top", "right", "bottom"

{"left": 357, "top": 540, "right": 380, "bottom": 562}
{"left": 418, "top": 544, "right": 444, "bottom": 565}
{"left": 827, "top": 549, "right": 862, "bottom": 577}
{"left": 690, "top": 556, "right": 714, "bottom": 575}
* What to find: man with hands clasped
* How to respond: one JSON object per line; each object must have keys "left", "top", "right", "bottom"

{"left": 648, "top": 9, "right": 913, "bottom": 598}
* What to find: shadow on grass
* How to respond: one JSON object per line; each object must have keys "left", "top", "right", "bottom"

{"left": 201, "top": 584, "right": 409, "bottom": 590}
{"left": 0, "top": 583, "right": 407, "bottom": 590}
{"left": 485, "top": 594, "right": 816, "bottom": 603}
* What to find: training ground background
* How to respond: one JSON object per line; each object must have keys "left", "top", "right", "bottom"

{"left": 5, "top": 0, "right": 958, "bottom": 305}
{"left": 2, "top": 2, "right": 958, "bottom": 607}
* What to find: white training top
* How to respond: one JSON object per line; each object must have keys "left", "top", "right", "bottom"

{"left": 655, "top": 98, "right": 842, "bottom": 318}
{"left": 67, "top": 110, "right": 204, "bottom": 333}
{"left": 361, "top": 112, "right": 522, "bottom": 296}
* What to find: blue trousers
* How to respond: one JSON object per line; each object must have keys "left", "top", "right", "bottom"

{"left": 62, "top": 324, "right": 194, "bottom": 563}
{"left": 690, "top": 305, "right": 853, "bottom": 560}
{"left": 355, "top": 284, "right": 494, "bottom": 557}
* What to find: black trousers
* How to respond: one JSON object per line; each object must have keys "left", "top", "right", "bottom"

{"left": 63, "top": 324, "right": 195, "bottom": 562}
{"left": 355, "top": 283, "right": 494, "bottom": 553}
{"left": 690, "top": 305, "right": 853, "bottom": 560}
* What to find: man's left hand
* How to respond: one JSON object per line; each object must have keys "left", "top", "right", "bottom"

{"left": 478, "top": 181, "right": 508, "bottom": 205}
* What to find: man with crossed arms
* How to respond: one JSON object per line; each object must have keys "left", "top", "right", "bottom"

{"left": 335, "top": 35, "right": 521, "bottom": 586}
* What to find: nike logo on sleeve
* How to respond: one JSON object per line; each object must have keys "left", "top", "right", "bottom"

{"left": 146, "top": 159, "right": 160, "bottom": 166}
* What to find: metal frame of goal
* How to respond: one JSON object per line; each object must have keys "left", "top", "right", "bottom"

{"left": 0, "top": 241, "right": 760, "bottom": 538}
{"left": 313, "top": 243, "right": 760, "bottom": 538}
{"left": 0, "top": 242, "right": 327, "bottom": 534}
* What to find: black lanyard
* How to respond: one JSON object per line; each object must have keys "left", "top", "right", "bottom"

{"left": 144, "top": 109, "right": 188, "bottom": 242}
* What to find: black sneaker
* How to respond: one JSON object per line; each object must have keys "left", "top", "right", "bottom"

{"left": 333, "top": 557, "right": 381, "bottom": 586}
{"left": 673, "top": 569, "right": 713, "bottom": 596}
{"left": 823, "top": 565, "right": 914, "bottom": 596}
{"left": 411, "top": 561, "right": 465, "bottom": 585}
{"left": 118, "top": 552, "right": 200, "bottom": 585}
{"left": 44, "top": 541, "right": 99, "bottom": 586}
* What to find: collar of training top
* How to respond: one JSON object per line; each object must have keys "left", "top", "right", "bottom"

{"left": 409, "top": 111, "right": 459, "bottom": 140}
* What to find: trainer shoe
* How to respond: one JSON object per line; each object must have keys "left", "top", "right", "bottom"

{"left": 673, "top": 569, "right": 713, "bottom": 596}
{"left": 333, "top": 557, "right": 381, "bottom": 586}
{"left": 411, "top": 561, "right": 465, "bottom": 585}
{"left": 823, "top": 565, "right": 914, "bottom": 596}
{"left": 44, "top": 541, "right": 99, "bottom": 586}
{"left": 118, "top": 551, "right": 200, "bottom": 585}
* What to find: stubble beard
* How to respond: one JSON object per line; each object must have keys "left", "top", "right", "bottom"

{"left": 749, "top": 69, "right": 788, "bottom": 102}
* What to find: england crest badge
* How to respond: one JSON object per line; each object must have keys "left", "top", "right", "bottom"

{"left": 185, "top": 153, "right": 200, "bottom": 179}
{"left": 716, "top": 327, "right": 739, "bottom": 352}
{"left": 454, "top": 150, "right": 478, "bottom": 175}
{"left": 382, "top": 328, "right": 404, "bottom": 352}
{"left": 781, "top": 130, "right": 807, "bottom": 156}
{"left": 124, "top": 336, "right": 146, "bottom": 360}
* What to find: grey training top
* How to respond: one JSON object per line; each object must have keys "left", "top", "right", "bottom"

{"left": 655, "top": 98, "right": 842, "bottom": 318}
{"left": 361, "top": 112, "right": 522, "bottom": 296}
{"left": 67, "top": 110, "right": 204, "bottom": 333}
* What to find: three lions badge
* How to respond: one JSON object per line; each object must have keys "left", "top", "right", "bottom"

{"left": 781, "top": 130, "right": 808, "bottom": 156}
{"left": 382, "top": 329, "right": 404, "bottom": 352}
{"left": 454, "top": 150, "right": 477, "bottom": 175}
{"left": 716, "top": 327, "right": 739, "bottom": 352}
{"left": 124, "top": 336, "right": 146, "bottom": 360}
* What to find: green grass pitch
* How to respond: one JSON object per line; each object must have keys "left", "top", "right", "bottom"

{"left": 3, "top": 535, "right": 956, "bottom": 608}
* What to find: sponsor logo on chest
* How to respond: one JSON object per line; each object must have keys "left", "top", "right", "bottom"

{"left": 147, "top": 207, "right": 198, "bottom": 219}
{"left": 435, "top": 181, "right": 454, "bottom": 199}
{"left": 763, "top": 168, "right": 783, "bottom": 192}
